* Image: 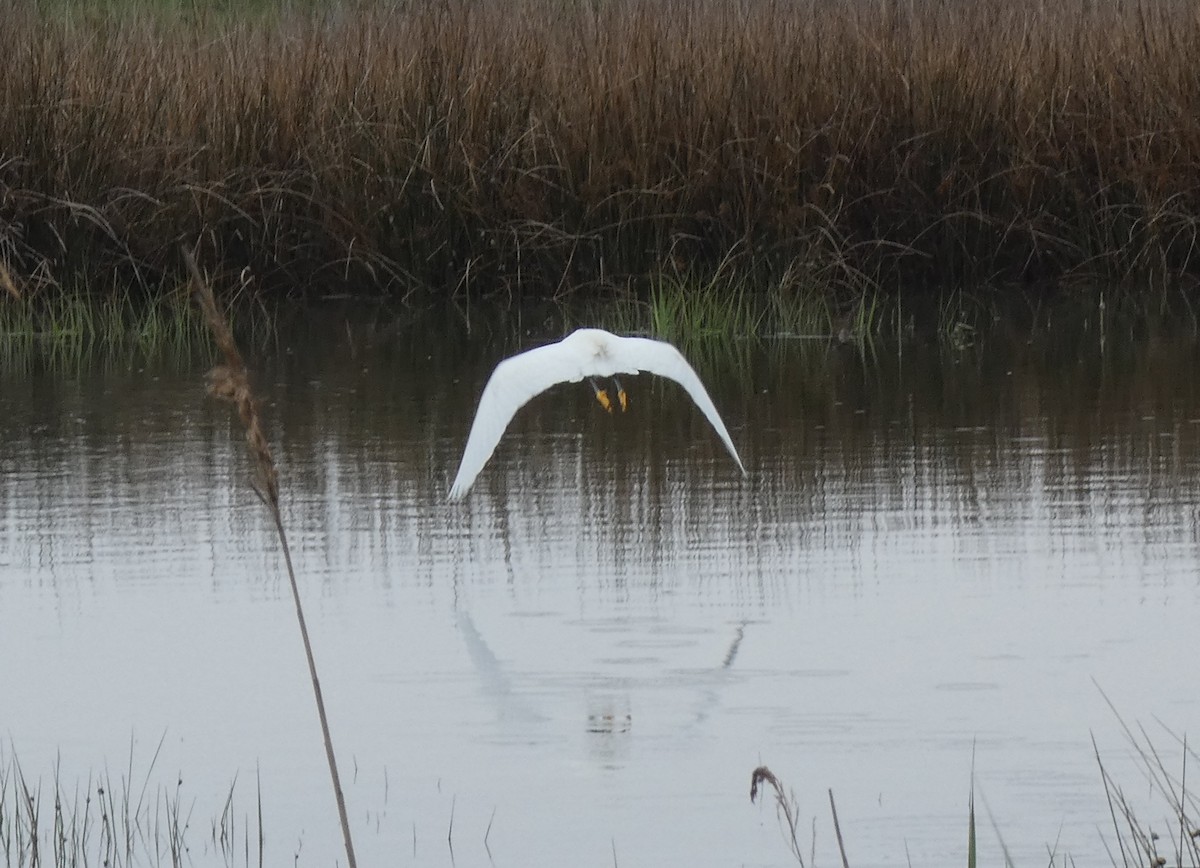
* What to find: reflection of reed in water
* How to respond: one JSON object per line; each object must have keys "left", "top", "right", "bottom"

{"left": 7, "top": 320, "right": 1200, "bottom": 600}
{"left": 721, "top": 623, "right": 746, "bottom": 669}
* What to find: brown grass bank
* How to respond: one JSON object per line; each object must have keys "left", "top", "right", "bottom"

{"left": 1, "top": 0, "right": 1198, "bottom": 305}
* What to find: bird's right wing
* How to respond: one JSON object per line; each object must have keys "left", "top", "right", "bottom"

{"left": 620, "top": 337, "right": 748, "bottom": 476}
{"left": 448, "top": 341, "right": 592, "bottom": 500}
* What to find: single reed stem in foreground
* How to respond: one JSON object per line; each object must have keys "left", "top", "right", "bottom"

{"left": 750, "top": 765, "right": 808, "bottom": 867}
{"left": 184, "top": 246, "right": 358, "bottom": 868}
{"left": 828, "top": 788, "right": 850, "bottom": 868}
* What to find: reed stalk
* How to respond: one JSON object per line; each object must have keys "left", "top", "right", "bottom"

{"left": 184, "top": 246, "right": 358, "bottom": 868}
{"left": 750, "top": 764, "right": 810, "bottom": 866}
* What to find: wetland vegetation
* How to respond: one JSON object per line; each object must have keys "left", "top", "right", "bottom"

{"left": 4, "top": 723, "right": 1196, "bottom": 867}
{"left": 1, "top": 0, "right": 1199, "bottom": 322}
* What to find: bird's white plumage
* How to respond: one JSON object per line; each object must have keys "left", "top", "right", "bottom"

{"left": 448, "top": 328, "right": 746, "bottom": 499}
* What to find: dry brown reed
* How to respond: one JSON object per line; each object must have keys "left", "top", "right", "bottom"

{"left": 750, "top": 765, "right": 810, "bottom": 865}
{"left": 2, "top": 0, "right": 1199, "bottom": 303}
{"left": 185, "top": 247, "right": 357, "bottom": 868}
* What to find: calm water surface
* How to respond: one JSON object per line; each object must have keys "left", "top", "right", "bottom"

{"left": 2, "top": 312, "right": 1199, "bottom": 867}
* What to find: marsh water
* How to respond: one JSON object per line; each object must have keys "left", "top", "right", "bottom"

{"left": 3, "top": 307, "right": 1199, "bottom": 867}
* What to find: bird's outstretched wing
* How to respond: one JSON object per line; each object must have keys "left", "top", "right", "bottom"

{"left": 448, "top": 341, "right": 594, "bottom": 500}
{"left": 616, "top": 336, "right": 747, "bottom": 476}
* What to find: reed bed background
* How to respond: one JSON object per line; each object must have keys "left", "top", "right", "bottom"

{"left": 1, "top": 0, "right": 1199, "bottom": 308}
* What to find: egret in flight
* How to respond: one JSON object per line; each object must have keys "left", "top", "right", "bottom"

{"left": 448, "top": 328, "right": 746, "bottom": 499}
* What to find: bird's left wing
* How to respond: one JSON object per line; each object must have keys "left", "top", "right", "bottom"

{"left": 449, "top": 340, "right": 593, "bottom": 500}
{"left": 619, "top": 336, "right": 748, "bottom": 475}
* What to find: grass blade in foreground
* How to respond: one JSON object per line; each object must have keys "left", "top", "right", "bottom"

{"left": 184, "top": 247, "right": 358, "bottom": 868}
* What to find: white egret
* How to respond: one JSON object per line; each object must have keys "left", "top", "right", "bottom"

{"left": 448, "top": 328, "right": 747, "bottom": 499}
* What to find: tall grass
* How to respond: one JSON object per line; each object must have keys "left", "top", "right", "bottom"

{"left": 0, "top": 290, "right": 203, "bottom": 346}
{"left": 1094, "top": 692, "right": 1200, "bottom": 868}
{"left": 0, "top": 274, "right": 272, "bottom": 374}
{"left": 0, "top": 742, "right": 260, "bottom": 868}
{"left": 1, "top": 0, "right": 1198, "bottom": 304}
{"left": 752, "top": 733, "right": 1199, "bottom": 868}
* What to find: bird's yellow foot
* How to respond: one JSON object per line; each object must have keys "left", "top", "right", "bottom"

{"left": 595, "top": 389, "right": 614, "bottom": 413}
{"left": 618, "top": 388, "right": 628, "bottom": 412}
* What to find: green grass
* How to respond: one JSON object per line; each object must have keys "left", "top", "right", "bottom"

{"left": 581, "top": 265, "right": 882, "bottom": 348}
{"left": 0, "top": 281, "right": 272, "bottom": 372}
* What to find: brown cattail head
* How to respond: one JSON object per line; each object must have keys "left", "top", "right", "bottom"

{"left": 185, "top": 247, "right": 279, "bottom": 508}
